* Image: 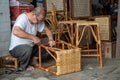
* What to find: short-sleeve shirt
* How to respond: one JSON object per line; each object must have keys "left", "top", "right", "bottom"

{"left": 9, "top": 13, "right": 45, "bottom": 50}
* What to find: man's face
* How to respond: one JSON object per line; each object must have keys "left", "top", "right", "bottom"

{"left": 36, "top": 10, "right": 46, "bottom": 23}
{"left": 31, "top": 9, "right": 45, "bottom": 24}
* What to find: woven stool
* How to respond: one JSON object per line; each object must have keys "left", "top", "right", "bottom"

{"left": 0, "top": 55, "right": 18, "bottom": 69}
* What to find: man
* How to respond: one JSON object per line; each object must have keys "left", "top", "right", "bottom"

{"left": 9, "top": 6, "right": 55, "bottom": 72}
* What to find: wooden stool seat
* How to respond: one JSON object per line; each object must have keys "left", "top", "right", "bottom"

{"left": 0, "top": 55, "right": 18, "bottom": 69}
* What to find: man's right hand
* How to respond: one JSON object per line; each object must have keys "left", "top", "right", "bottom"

{"left": 32, "top": 36, "right": 41, "bottom": 44}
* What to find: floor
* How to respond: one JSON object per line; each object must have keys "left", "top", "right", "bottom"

{"left": 0, "top": 57, "right": 120, "bottom": 80}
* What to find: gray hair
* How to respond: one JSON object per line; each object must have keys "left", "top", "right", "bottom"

{"left": 32, "top": 6, "right": 46, "bottom": 17}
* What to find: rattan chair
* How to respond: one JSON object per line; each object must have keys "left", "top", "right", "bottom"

{"left": 38, "top": 40, "right": 81, "bottom": 75}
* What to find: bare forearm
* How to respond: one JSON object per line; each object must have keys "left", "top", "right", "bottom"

{"left": 13, "top": 26, "right": 35, "bottom": 40}
{"left": 43, "top": 26, "right": 55, "bottom": 47}
{"left": 46, "top": 30, "right": 54, "bottom": 40}
{"left": 44, "top": 26, "right": 54, "bottom": 40}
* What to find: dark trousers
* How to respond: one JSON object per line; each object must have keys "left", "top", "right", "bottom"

{"left": 9, "top": 38, "right": 48, "bottom": 70}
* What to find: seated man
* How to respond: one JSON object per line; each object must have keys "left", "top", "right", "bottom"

{"left": 9, "top": 6, "right": 55, "bottom": 72}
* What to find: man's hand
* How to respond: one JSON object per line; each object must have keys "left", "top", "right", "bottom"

{"left": 32, "top": 36, "right": 41, "bottom": 44}
{"left": 48, "top": 40, "right": 56, "bottom": 47}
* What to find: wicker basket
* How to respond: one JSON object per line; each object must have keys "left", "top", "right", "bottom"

{"left": 38, "top": 40, "right": 81, "bottom": 75}
{"left": 0, "top": 55, "right": 18, "bottom": 69}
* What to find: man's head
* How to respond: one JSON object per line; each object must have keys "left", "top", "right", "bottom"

{"left": 31, "top": 6, "right": 46, "bottom": 24}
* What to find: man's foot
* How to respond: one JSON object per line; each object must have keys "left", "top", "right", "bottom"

{"left": 30, "top": 57, "right": 39, "bottom": 67}
{"left": 13, "top": 67, "right": 24, "bottom": 74}
{"left": 26, "top": 65, "right": 34, "bottom": 71}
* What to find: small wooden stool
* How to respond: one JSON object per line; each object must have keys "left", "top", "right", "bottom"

{"left": 38, "top": 40, "right": 81, "bottom": 75}
{"left": 0, "top": 55, "right": 18, "bottom": 69}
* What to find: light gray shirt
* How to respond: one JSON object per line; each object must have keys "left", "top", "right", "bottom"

{"left": 9, "top": 13, "right": 45, "bottom": 50}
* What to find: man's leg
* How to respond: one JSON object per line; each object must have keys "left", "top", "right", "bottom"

{"left": 31, "top": 38, "right": 49, "bottom": 66}
{"left": 10, "top": 44, "right": 33, "bottom": 71}
{"left": 30, "top": 45, "right": 39, "bottom": 67}
{"left": 41, "top": 37, "right": 49, "bottom": 60}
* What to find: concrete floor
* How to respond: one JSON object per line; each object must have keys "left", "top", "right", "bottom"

{"left": 0, "top": 57, "right": 120, "bottom": 80}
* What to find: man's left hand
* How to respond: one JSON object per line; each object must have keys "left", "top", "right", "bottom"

{"left": 49, "top": 40, "right": 56, "bottom": 47}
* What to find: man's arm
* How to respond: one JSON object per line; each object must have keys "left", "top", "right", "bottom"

{"left": 13, "top": 26, "right": 40, "bottom": 44}
{"left": 43, "top": 26, "right": 55, "bottom": 47}
{"left": 43, "top": 26, "right": 54, "bottom": 41}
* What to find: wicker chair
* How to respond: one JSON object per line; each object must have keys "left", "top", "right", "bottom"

{"left": 38, "top": 40, "right": 81, "bottom": 75}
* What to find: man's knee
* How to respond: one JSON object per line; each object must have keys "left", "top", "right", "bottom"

{"left": 23, "top": 45, "right": 33, "bottom": 56}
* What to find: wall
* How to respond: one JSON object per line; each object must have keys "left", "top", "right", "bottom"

{"left": 0, "top": 0, "right": 11, "bottom": 56}
{"left": 116, "top": 0, "right": 120, "bottom": 58}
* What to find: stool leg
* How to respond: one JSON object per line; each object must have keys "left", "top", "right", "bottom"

{"left": 0, "top": 58, "right": 2, "bottom": 67}
{"left": 14, "top": 60, "right": 18, "bottom": 69}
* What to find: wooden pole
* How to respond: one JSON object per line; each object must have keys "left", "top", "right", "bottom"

{"left": 116, "top": 0, "right": 120, "bottom": 58}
